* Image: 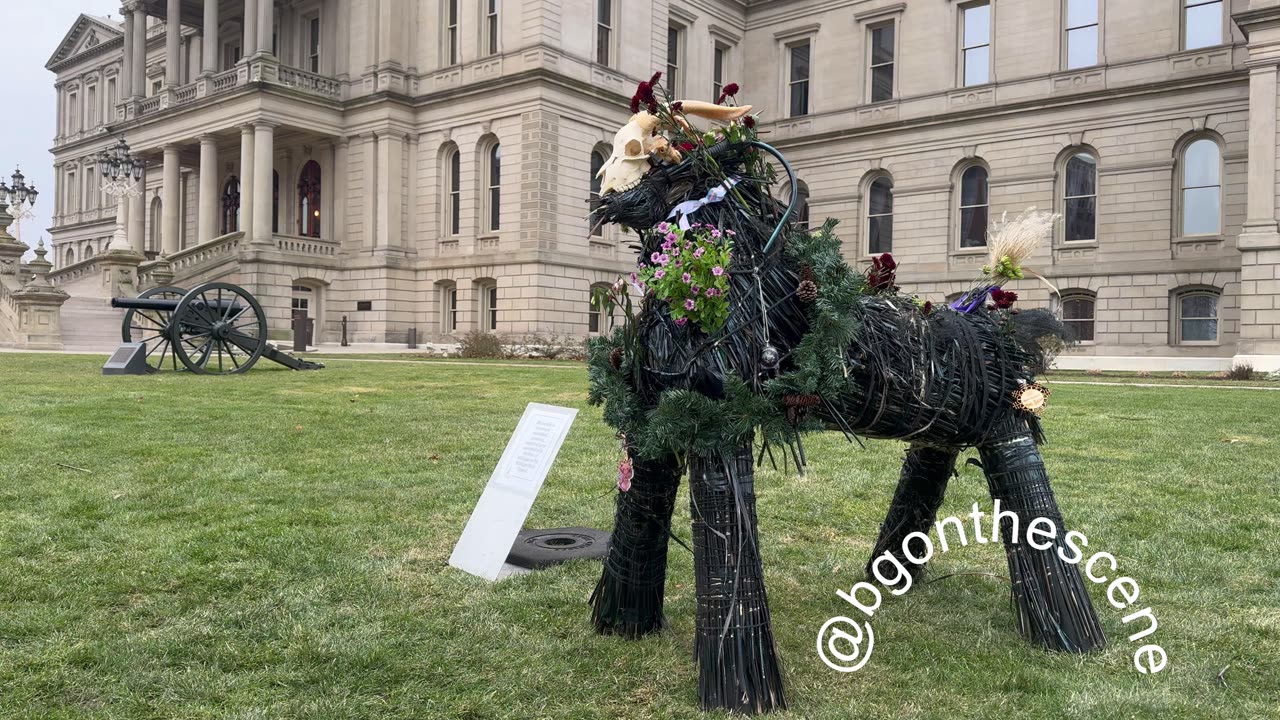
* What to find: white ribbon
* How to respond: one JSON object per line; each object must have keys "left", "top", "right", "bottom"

{"left": 666, "top": 178, "right": 740, "bottom": 231}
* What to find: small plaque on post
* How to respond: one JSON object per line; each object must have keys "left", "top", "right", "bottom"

{"left": 449, "top": 403, "right": 578, "bottom": 581}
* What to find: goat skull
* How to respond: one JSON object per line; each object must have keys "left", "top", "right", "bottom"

{"left": 596, "top": 103, "right": 755, "bottom": 196}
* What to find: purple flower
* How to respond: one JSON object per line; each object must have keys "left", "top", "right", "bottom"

{"left": 712, "top": 266, "right": 725, "bottom": 276}
{"left": 681, "top": 272, "right": 692, "bottom": 283}
{"left": 693, "top": 247, "right": 705, "bottom": 258}
{"left": 654, "top": 269, "right": 666, "bottom": 280}
{"left": 650, "top": 251, "right": 662, "bottom": 263}
{"left": 706, "top": 288, "right": 718, "bottom": 297}
{"left": 685, "top": 298, "right": 697, "bottom": 310}
{"left": 711, "top": 229, "right": 722, "bottom": 238}
{"left": 657, "top": 253, "right": 671, "bottom": 266}
{"left": 657, "top": 222, "right": 670, "bottom": 233}
{"left": 675, "top": 317, "right": 688, "bottom": 326}
{"left": 665, "top": 232, "right": 677, "bottom": 244}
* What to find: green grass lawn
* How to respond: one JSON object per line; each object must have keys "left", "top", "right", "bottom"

{"left": 1, "top": 354, "right": 1277, "bottom": 719}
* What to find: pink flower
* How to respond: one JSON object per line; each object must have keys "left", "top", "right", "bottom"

{"left": 650, "top": 251, "right": 662, "bottom": 263}
{"left": 675, "top": 317, "right": 688, "bottom": 326}
{"left": 711, "top": 229, "right": 722, "bottom": 238}
{"left": 681, "top": 272, "right": 692, "bottom": 283}
{"left": 705, "top": 288, "right": 717, "bottom": 297}
{"left": 693, "top": 247, "right": 705, "bottom": 258}
{"left": 617, "top": 457, "right": 633, "bottom": 492}
{"left": 712, "top": 266, "right": 725, "bottom": 276}
{"left": 665, "top": 232, "right": 677, "bottom": 244}
{"left": 657, "top": 222, "right": 670, "bottom": 233}
{"left": 690, "top": 285, "right": 700, "bottom": 294}
{"left": 654, "top": 269, "right": 666, "bottom": 279}
{"left": 685, "top": 298, "right": 697, "bottom": 311}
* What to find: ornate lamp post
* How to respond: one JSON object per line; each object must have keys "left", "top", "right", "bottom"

{"left": 0, "top": 167, "right": 39, "bottom": 246}
{"left": 97, "top": 137, "right": 146, "bottom": 254}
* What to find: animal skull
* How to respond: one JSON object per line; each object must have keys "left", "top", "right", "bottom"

{"left": 597, "top": 112, "right": 661, "bottom": 196}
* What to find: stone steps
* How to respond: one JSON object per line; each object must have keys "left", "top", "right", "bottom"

{"left": 60, "top": 296, "right": 126, "bottom": 352}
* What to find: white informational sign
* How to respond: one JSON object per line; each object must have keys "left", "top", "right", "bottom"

{"left": 448, "top": 403, "right": 579, "bottom": 581}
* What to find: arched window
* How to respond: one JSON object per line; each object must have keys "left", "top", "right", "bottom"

{"left": 297, "top": 160, "right": 322, "bottom": 238}
{"left": 485, "top": 143, "right": 502, "bottom": 232}
{"left": 589, "top": 148, "right": 607, "bottom": 237}
{"left": 442, "top": 144, "right": 461, "bottom": 236}
{"left": 65, "top": 247, "right": 76, "bottom": 267}
{"left": 221, "top": 176, "right": 240, "bottom": 233}
{"left": 437, "top": 281, "right": 458, "bottom": 333}
{"left": 1063, "top": 151, "right": 1097, "bottom": 243}
{"left": 867, "top": 174, "right": 893, "bottom": 254}
{"left": 475, "top": 278, "right": 498, "bottom": 331}
{"left": 1173, "top": 287, "right": 1220, "bottom": 344}
{"left": 149, "top": 196, "right": 162, "bottom": 252}
{"left": 588, "top": 282, "right": 612, "bottom": 333}
{"left": 1058, "top": 291, "right": 1096, "bottom": 342}
{"left": 271, "top": 170, "right": 280, "bottom": 235}
{"left": 958, "top": 164, "right": 990, "bottom": 248}
{"left": 787, "top": 180, "right": 810, "bottom": 230}
{"left": 83, "top": 244, "right": 95, "bottom": 259}
{"left": 1181, "top": 138, "right": 1222, "bottom": 237}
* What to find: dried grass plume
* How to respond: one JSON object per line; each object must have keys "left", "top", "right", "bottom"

{"left": 987, "top": 208, "right": 1060, "bottom": 269}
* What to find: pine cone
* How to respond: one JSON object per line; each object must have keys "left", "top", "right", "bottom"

{"left": 797, "top": 279, "right": 819, "bottom": 304}
{"left": 609, "top": 347, "right": 624, "bottom": 369}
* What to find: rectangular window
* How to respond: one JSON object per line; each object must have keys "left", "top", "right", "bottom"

{"left": 869, "top": 22, "right": 895, "bottom": 102}
{"left": 487, "top": 146, "right": 502, "bottom": 232}
{"left": 1065, "top": 0, "right": 1098, "bottom": 69}
{"left": 961, "top": 2, "right": 992, "bottom": 87}
{"left": 308, "top": 16, "right": 321, "bottom": 73}
{"left": 106, "top": 78, "right": 117, "bottom": 120}
{"left": 789, "top": 41, "right": 810, "bottom": 118}
{"left": 448, "top": 152, "right": 461, "bottom": 236}
{"left": 447, "top": 0, "right": 459, "bottom": 65}
{"left": 487, "top": 0, "right": 499, "bottom": 55}
{"left": 597, "top": 0, "right": 612, "bottom": 66}
{"left": 86, "top": 85, "right": 97, "bottom": 128}
{"left": 487, "top": 286, "right": 498, "bottom": 330}
{"left": 442, "top": 287, "right": 458, "bottom": 332}
{"left": 712, "top": 44, "right": 725, "bottom": 101}
{"left": 68, "top": 92, "right": 79, "bottom": 134}
{"left": 1184, "top": 1, "right": 1223, "bottom": 50}
{"left": 667, "top": 26, "right": 681, "bottom": 95}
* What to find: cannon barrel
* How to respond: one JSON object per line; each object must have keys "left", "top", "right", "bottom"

{"left": 112, "top": 297, "right": 241, "bottom": 312}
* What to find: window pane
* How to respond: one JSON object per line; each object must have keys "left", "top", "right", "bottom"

{"left": 869, "top": 215, "right": 892, "bottom": 254}
{"left": 1067, "top": 0, "right": 1098, "bottom": 28}
{"left": 1181, "top": 294, "right": 1218, "bottom": 319}
{"left": 1063, "top": 297, "right": 1094, "bottom": 320}
{"left": 964, "top": 46, "right": 990, "bottom": 86}
{"left": 1067, "top": 26, "right": 1098, "bottom": 69}
{"left": 1185, "top": 3, "right": 1223, "bottom": 50}
{"left": 961, "top": 167, "right": 988, "bottom": 206}
{"left": 871, "top": 25, "right": 894, "bottom": 65}
{"left": 1183, "top": 186, "right": 1221, "bottom": 235}
{"left": 714, "top": 47, "right": 724, "bottom": 85}
{"left": 589, "top": 311, "right": 600, "bottom": 333}
{"left": 668, "top": 27, "right": 678, "bottom": 66}
{"left": 1065, "top": 196, "right": 1096, "bottom": 241}
{"left": 871, "top": 65, "right": 894, "bottom": 102}
{"left": 790, "top": 80, "right": 809, "bottom": 117}
{"left": 1066, "top": 319, "right": 1095, "bottom": 342}
{"left": 598, "top": 0, "right": 610, "bottom": 24}
{"left": 963, "top": 4, "right": 991, "bottom": 47}
{"left": 1065, "top": 154, "right": 1096, "bottom": 197}
{"left": 869, "top": 178, "right": 893, "bottom": 215}
{"left": 1181, "top": 319, "right": 1218, "bottom": 342}
{"left": 597, "top": 28, "right": 610, "bottom": 64}
{"left": 1184, "top": 140, "right": 1220, "bottom": 187}
{"left": 791, "top": 43, "right": 810, "bottom": 82}
{"left": 960, "top": 206, "right": 989, "bottom": 247}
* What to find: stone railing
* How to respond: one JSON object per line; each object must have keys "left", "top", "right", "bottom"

{"left": 48, "top": 253, "right": 107, "bottom": 288}
{"left": 276, "top": 66, "right": 342, "bottom": 99}
{"left": 275, "top": 234, "right": 339, "bottom": 257}
{"left": 211, "top": 67, "right": 240, "bottom": 94}
{"left": 139, "top": 95, "right": 163, "bottom": 115}
{"left": 164, "top": 231, "right": 244, "bottom": 278}
{"left": 174, "top": 84, "right": 198, "bottom": 104}
{"left": 0, "top": 274, "right": 21, "bottom": 342}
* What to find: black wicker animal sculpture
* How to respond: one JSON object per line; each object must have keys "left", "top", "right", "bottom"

{"left": 584, "top": 78, "right": 1104, "bottom": 714}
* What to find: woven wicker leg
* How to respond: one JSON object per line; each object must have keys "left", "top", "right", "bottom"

{"left": 865, "top": 444, "right": 958, "bottom": 588}
{"left": 689, "top": 443, "right": 786, "bottom": 714}
{"left": 590, "top": 450, "right": 682, "bottom": 637}
{"left": 977, "top": 415, "right": 1106, "bottom": 653}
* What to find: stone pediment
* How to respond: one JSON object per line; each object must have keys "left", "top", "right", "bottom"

{"left": 45, "top": 14, "right": 124, "bottom": 72}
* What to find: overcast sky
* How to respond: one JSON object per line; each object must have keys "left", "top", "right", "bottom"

{"left": 2, "top": 0, "right": 120, "bottom": 257}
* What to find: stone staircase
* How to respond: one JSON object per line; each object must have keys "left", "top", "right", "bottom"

{"left": 59, "top": 296, "right": 126, "bottom": 352}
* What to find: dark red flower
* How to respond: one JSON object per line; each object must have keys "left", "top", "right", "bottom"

{"left": 867, "top": 253, "right": 897, "bottom": 291}
{"left": 677, "top": 142, "right": 696, "bottom": 152}
{"left": 743, "top": 115, "right": 756, "bottom": 129}
{"left": 671, "top": 101, "right": 683, "bottom": 112}
{"left": 922, "top": 301, "right": 934, "bottom": 316}
{"left": 723, "top": 82, "right": 739, "bottom": 96}
{"left": 631, "top": 79, "right": 657, "bottom": 113}
{"left": 646, "top": 100, "right": 659, "bottom": 114}
{"left": 630, "top": 96, "right": 641, "bottom": 113}
{"left": 990, "top": 288, "right": 1018, "bottom": 309}
{"left": 650, "top": 71, "right": 663, "bottom": 86}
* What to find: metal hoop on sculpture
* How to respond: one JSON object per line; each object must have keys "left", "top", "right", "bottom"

{"left": 750, "top": 141, "right": 798, "bottom": 253}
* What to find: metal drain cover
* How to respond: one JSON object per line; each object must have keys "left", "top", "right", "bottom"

{"left": 505, "top": 527, "right": 611, "bottom": 570}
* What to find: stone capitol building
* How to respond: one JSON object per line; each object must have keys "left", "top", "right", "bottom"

{"left": 15, "top": 0, "right": 1280, "bottom": 370}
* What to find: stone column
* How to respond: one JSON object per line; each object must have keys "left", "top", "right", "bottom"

{"left": 165, "top": 0, "right": 181, "bottom": 85}
{"left": 162, "top": 145, "right": 181, "bottom": 254}
{"left": 131, "top": 8, "right": 147, "bottom": 97}
{"left": 375, "top": 130, "right": 404, "bottom": 251}
{"left": 252, "top": 121, "right": 276, "bottom": 245}
{"left": 362, "top": 133, "right": 378, "bottom": 249}
{"left": 121, "top": 7, "right": 135, "bottom": 98}
{"left": 202, "top": 0, "right": 219, "bottom": 75}
{"left": 257, "top": 0, "right": 274, "bottom": 57}
{"left": 198, "top": 135, "right": 219, "bottom": 243}
{"left": 107, "top": 192, "right": 133, "bottom": 253}
{"left": 129, "top": 162, "right": 146, "bottom": 253}
{"left": 243, "top": 0, "right": 258, "bottom": 58}
{"left": 333, "top": 136, "right": 348, "bottom": 247}
{"left": 239, "top": 125, "right": 256, "bottom": 237}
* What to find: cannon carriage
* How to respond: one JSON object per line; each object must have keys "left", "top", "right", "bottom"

{"left": 110, "top": 281, "right": 323, "bottom": 375}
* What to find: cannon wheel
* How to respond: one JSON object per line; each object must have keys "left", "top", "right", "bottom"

{"left": 121, "top": 286, "right": 187, "bottom": 371}
{"left": 171, "top": 282, "right": 268, "bottom": 375}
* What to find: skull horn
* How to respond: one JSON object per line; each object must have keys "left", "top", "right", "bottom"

{"left": 676, "top": 101, "right": 753, "bottom": 123}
